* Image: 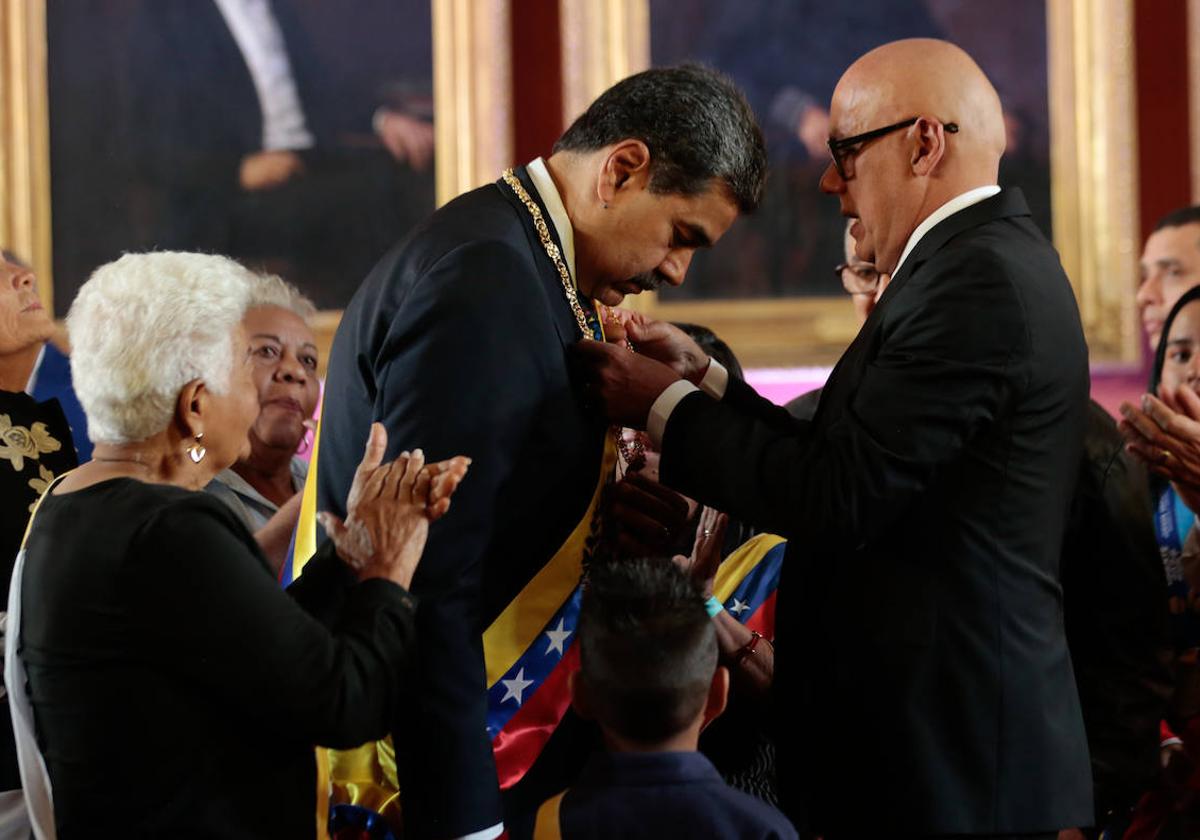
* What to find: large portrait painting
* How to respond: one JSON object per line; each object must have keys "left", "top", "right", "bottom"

{"left": 651, "top": 0, "right": 1052, "bottom": 302}
{"left": 1, "top": 0, "right": 511, "bottom": 364}
{"left": 560, "top": 0, "right": 1139, "bottom": 368}
{"left": 46, "top": 0, "right": 434, "bottom": 312}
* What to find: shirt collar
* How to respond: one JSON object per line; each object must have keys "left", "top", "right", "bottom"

{"left": 525, "top": 157, "right": 577, "bottom": 288}
{"left": 578, "top": 750, "right": 724, "bottom": 787}
{"left": 890, "top": 184, "right": 1001, "bottom": 279}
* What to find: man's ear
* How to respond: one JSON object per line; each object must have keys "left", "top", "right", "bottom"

{"left": 700, "top": 665, "right": 730, "bottom": 731}
{"left": 175, "top": 378, "right": 208, "bottom": 440}
{"left": 569, "top": 670, "right": 593, "bottom": 720}
{"left": 597, "top": 139, "right": 652, "bottom": 205}
{"left": 910, "top": 117, "right": 947, "bottom": 176}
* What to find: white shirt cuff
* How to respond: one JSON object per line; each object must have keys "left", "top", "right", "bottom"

{"left": 454, "top": 822, "right": 504, "bottom": 840}
{"left": 699, "top": 359, "right": 728, "bottom": 399}
{"left": 648, "top": 379, "right": 700, "bottom": 448}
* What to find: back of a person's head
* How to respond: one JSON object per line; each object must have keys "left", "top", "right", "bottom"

{"left": 1154, "top": 205, "right": 1200, "bottom": 233}
{"left": 578, "top": 558, "right": 717, "bottom": 745}
{"left": 553, "top": 64, "right": 767, "bottom": 214}
{"left": 246, "top": 272, "right": 316, "bottom": 324}
{"left": 671, "top": 322, "right": 745, "bottom": 382}
{"left": 68, "top": 251, "right": 255, "bottom": 444}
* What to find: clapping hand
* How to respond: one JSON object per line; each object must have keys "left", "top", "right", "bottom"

{"left": 318, "top": 423, "right": 470, "bottom": 588}
{"left": 1119, "top": 386, "right": 1200, "bottom": 513}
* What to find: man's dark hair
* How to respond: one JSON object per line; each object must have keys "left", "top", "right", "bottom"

{"left": 672, "top": 322, "right": 745, "bottom": 382}
{"left": 578, "top": 558, "right": 717, "bottom": 744}
{"left": 1153, "top": 205, "right": 1200, "bottom": 233}
{"left": 553, "top": 64, "right": 767, "bottom": 213}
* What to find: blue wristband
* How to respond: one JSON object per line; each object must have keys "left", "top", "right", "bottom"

{"left": 704, "top": 595, "right": 724, "bottom": 618}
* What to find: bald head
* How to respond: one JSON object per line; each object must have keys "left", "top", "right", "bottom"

{"left": 835, "top": 39, "right": 1005, "bottom": 184}
{"left": 821, "top": 39, "right": 1007, "bottom": 274}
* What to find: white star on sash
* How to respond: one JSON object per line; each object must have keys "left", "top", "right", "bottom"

{"left": 730, "top": 598, "right": 750, "bottom": 616}
{"left": 501, "top": 668, "right": 534, "bottom": 705}
{"left": 545, "top": 618, "right": 572, "bottom": 656}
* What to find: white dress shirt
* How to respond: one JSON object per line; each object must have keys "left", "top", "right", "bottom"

{"left": 646, "top": 185, "right": 1002, "bottom": 446}
{"left": 212, "top": 0, "right": 315, "bottom": 151}
{"left": 525, "top": 157, "right": 577, "bottom": 285}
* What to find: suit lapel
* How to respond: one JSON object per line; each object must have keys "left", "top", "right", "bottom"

{"left": 879, "top": 188, "right": 1031, "bottom": 303}
{"left": 496, "top": 166, "right": 584, "bottom": 347}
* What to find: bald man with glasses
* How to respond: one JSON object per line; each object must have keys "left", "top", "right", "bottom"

{"left": 578, "top": 39, "right": 1092, "bottom": 838}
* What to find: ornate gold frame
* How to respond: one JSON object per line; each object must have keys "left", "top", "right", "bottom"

{"left": 561, "top": 0, "right": 1141, "bottom": 366}
{"left": 1, "top": 0, "right": 513, "bottom": 371}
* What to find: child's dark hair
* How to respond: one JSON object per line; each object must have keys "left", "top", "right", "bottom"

{"left": 578, "top": 558, "right": 717, "bottom": 744}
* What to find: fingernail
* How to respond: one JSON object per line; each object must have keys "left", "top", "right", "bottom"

{"left": 1119, "top": 404, "right": 1131, "bottom": 418}
{"left": 400, "top": 450, "right": 410, "bottom": 458}
{"left": 1142, "top": 394, "right": 1151, "bottom": 412}
{"left": 413, "top": 448, "right": 424, "bottom": 458}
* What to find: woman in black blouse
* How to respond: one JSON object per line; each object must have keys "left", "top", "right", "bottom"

{"left": 10, "top": 252, "right": 469, "bottom": 838}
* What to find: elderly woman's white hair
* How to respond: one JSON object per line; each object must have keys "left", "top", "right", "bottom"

{"left": 68, "top": 252, "right": 257, "bottom": 444}
{"left": 247, "top": 272, "right": 317, "bottom": 323}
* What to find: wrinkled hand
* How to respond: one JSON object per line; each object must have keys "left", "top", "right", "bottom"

{"left": 605, "top": 473, "right": 691, "bottom": 557}
{"left": 239, "top": 150, "right": 305, "bottom": 191}
{"left": 673, "top": 507, "right": 728, "bottom": 598}
{"left": 1119, "top": 388, "right": 1200, "bottom": 512}
{"left": 376, "top": 110, "right": 435, "bottom": 171}
{"left": 600, "top": 309, "right": 710, "bottom": 383}
{"left": 573, "top": 339, "right": 685, "bottom": 428}
{"left": 319, "top": 424, "right": 470, "bottom": 588}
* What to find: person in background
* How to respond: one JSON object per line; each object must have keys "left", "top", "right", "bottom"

{"left": 1136, "top": 206, "right": 1200, "bottom": 351}
{"left": 1118, "top": 286, "right": 1200, "bottom": 838}
{"left": 0, "top": 254, "right": 78, "bottom": 837}
{"left": 532, "top": 558, "right": 796, "bottom": 840}
{"left": 8, "top": 251, "right": 469, "bottom": 838}
{"left": 785, "top": 221, "right": 888, "bottom": 421}
{"left": 1, "top": 250, "right": 90, "bottom": 462}
{"left": 206, "top": 273, "right": 320, "bottom": 575}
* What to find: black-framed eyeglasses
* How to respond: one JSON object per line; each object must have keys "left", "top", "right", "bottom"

{"left": 827, "top": 117, "right": 959, "bottom": 180}
{"left": 834, "top": 262, "right": 881, "bottom": 296}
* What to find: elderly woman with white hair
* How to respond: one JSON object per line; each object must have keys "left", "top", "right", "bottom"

{"left": 6, "top": 252, "right": 468, "bottom": 838}
{"left": 205, "top": 273, "right": 321, "bottom": 574}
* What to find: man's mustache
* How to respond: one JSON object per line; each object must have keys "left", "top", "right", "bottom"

{"left": 628, "top": 271, "right": 668, "bottom": 292}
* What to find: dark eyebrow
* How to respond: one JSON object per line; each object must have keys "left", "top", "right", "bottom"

{"left": 1167, "top": 337, "right": 1195, "bottom": 348}
{"left": 677, "top": 222, "right": 713, "bottom": 249}
{"left": 1156, "top": 258, "right": 1184, "bottom": 270}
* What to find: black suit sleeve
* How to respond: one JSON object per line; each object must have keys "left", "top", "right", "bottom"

{"left": 662, "top": 249, "right": 1028, "bottom": 547}
{"left": 370, "top": 240, "right": 555, "bottom": 835}
{"left": 128, "top": 494, "right": 415, "bottom": 749}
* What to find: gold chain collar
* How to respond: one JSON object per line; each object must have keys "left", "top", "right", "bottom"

{"left": 501, "top": 168, "right": 594, "bottom": 340}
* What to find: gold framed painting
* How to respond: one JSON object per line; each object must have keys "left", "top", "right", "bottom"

{"left": 560, "top": 0, "right": 1140, "bottom": 368}
{"left": 0, "top": 0, "right": 512, "bottom": 373}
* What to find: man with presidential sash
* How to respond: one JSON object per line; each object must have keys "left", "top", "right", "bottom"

{"left": 309, "top": 66, "right": 766, "bottom": 838}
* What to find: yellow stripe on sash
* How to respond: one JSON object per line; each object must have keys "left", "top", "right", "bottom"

{"left": 532, "top": 790, "right": 566, "bottom": 840}
{"left": 712, "top": 533, "right": 786, "bottom": 602}
{"left": 292, "top": 420, "right": 323, "bottom": 580}
{"left": 483, "top": 436, "right": 617, "bottom": 687}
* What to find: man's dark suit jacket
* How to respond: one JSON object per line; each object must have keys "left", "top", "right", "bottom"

{"left": 317, "top": 168, "right": 606, "bottom": 837}
{"left": 661, "top": 190, "right": 1094, "bottom": 834}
